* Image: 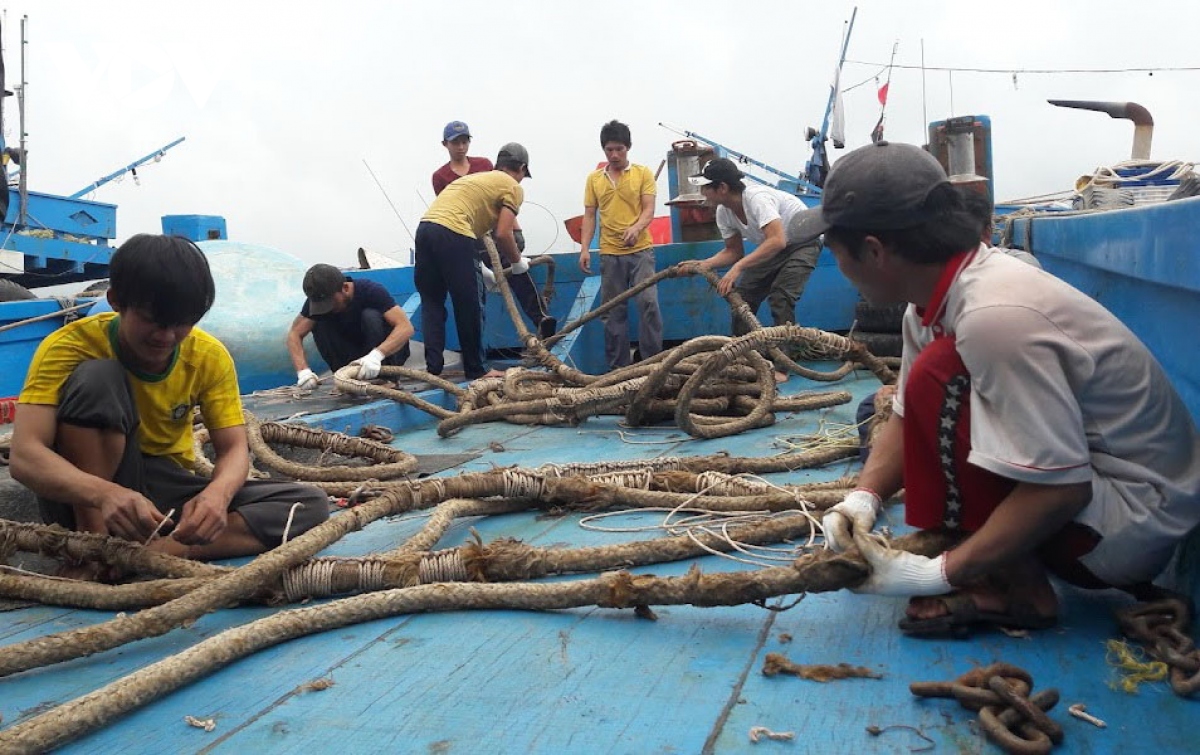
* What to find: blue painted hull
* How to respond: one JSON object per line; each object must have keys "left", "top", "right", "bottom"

{"left": 1010, "top": 195, "right": 1200, "bottom": 422}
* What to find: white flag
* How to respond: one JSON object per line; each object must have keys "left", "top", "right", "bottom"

{"left": 829, "top": 63, "right": 846, "bottom": 149}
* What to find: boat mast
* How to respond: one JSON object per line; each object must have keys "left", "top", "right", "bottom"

{"left": 16, "top": 14, "right": 26, "bottom": 227}
{"left": 803, "top": 6, "right": 856, "bottom": 190}
{"left": 69, "top": 137, "right": 187, "bottom": 198}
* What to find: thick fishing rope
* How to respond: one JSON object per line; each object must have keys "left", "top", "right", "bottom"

{"left": 317, "top": 235, "right": 893, "bottom": 442}
{"left": 0, "top": 529, "right": 955, "bottom": 755}
{"left": 0, "top": 444, "right": 866, "bottom": 678}
{"left": 0, "top": 378, "right": 900, "bottom": 743}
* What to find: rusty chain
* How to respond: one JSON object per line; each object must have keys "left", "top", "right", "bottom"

{"left": 1116, "top": 597, "right": 1200, "bottom": 697}
{"left": 358, "top": 424, "right": 396, "bottom": 444}
{"left": 911, "top": 663, "right": 1062, "bottom": 755}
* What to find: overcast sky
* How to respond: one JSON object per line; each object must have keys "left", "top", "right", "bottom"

{"left": 6, "top": 0, "right": 1198, "bottom": 270}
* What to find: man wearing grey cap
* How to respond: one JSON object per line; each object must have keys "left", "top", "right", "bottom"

{"left": 809, "top": 141, "right": 1200, "bottom": 636}
{"left": 431, "top": 121, "right": 555, "bottom": 339}
{"left": 286, "top": 263, "right": 414, "bottom": 387}
{"left": 415, "top": 142, "right": 531, "bottom": 380}
{"left": 684, "top": 157, "right": 822, "bottom": 378}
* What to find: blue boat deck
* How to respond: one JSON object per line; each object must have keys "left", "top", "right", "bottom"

{"left": 1, "top": 367, "right": 1195, "bottom": 754}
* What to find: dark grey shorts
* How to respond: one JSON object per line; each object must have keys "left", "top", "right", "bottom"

{"left": 38, "top": 360, "right": 330, "bottom": 547}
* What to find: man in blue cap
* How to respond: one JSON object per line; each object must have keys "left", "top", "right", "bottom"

{"left": 431, "top": 121, "right": 493, "bottom": 195}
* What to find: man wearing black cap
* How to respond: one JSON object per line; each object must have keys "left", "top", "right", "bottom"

{"left": 684, "top": 157, "right": 822, "bottom": 373}
{"left": 414, "top": 142, "right": 531, "bottom": 379}
{"left": 286, "top": 263, "right": 414, "bottom": 387}
{"left": 805, "top": 141, "right": 1200, "bottom": 636}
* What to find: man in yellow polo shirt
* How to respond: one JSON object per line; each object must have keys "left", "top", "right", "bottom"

{"left": 415, "top": 142, "right": 530, "bottom": 380}
{"left": 577, "top": 120, "right": 663, "bottom": 370}
{"left": 10, "top": 235, "right": 328, "bottom": 577}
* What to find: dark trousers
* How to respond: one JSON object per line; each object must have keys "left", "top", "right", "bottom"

{"left": 479, "top": 254, "right": 549, "bottom": 326}
{"left": 38, "top": 360, "right": 329, "bottom": 547}
{"left": 477, "top": 229, "right": 550, "bottom": 329}
{"left": 415, "top": 221, "right": 486, "bottom": 378}
{"left": 312, "top": 308, "right": 410, "bottom": 372}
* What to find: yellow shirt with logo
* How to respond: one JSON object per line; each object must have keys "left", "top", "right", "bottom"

{"left": 19, "top": 312, "right": 244, "bottom": 468}
{"left": 583, "top": 163, "right": 657, "bottom": 255}
{"left": 421, "top": 170, "right": 524, "bottom": 240}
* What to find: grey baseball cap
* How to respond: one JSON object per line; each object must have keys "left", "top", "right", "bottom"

{"left": 496, "top": 142, "right": 532, "bottom": 178}
{"left": 789, "top": 141, "right": 951, "bottom": 244}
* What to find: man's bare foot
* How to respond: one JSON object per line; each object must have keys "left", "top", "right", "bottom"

{"left": 481, "top": 369, "right": 506, "bottom": 379}
{"left": 145, "top": 536, "right": 192, "bottom": 559}
{"left": 774, "top": 370, "right": 788, "bottom": 383}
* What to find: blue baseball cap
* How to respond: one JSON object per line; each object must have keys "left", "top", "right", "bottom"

{"left": 442, "top": 121, "right": 471, "bottom": 141}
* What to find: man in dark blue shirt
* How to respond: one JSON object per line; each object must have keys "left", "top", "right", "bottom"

{"left": 286, "top": 264, "right": 414, "bottom": 387}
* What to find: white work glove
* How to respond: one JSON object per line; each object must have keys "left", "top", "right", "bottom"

{"left": 852, "top": 540, "right": 951, "bottom": 597}
{"left": 822, "top": 488, "right": 882, "bottom": 553}
{"left": 356, "top": 349, "right": 385, "bottom": 380}
{"left": 480, "top": 265, "right": 499, "bottom": 292}
{"left": 296, "top": 368, "right": 319, "bottom": 390}
{"left": 509, "top": 257, "right": 530, "bottom": 275}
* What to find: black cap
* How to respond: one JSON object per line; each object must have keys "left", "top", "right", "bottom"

{"left": 688, "top": 157, "right": 743, "bottom": 188}
{"left": 788, "top": 141, "right": 951, "bottom": 244}
{"left": 302, "top": 263, "right": 346, "bottom": 316}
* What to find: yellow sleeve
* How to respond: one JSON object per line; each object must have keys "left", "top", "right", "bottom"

{"left": 18, "top": 337, "right": 76, "bottom": 405}
{"left": 196, "top": 340, "right": 245, "bottom": 431}
{"left": 638, "top": 165, "right": 657, "bottom": 196}
{"left": 583, "top": 172, "right": 598, "bottom": 207}
{"left": 500, "top": 182, "right": 524, "bottom": 216}
{"left": 17, "top": 317, "right": 108, "bottom": 405}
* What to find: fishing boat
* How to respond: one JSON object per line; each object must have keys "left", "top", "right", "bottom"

{"left": 1, "top": 103, "right": 1199, "bottom": 752}
{"left": 3, "top": 12, "right": 1200, "bottom": 755}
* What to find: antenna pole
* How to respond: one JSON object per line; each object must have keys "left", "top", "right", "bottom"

{"left": 363, "top": 159, "right": 416, "bottom": 245}
{"left": 17, "top": 15, "right": 27, "bottom": 226}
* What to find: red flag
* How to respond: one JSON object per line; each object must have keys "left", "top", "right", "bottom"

{"left": 877, "top": 82, "right": 890, "bottom": 106}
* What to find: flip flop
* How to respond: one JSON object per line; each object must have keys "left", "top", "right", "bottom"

{"left": 898, "top": 592, "right": 1058, "bottom": 639}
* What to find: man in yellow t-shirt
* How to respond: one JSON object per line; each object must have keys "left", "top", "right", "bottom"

{"left": 10, "top": 235, "right": 328, "bottom": 576}
{"left": 415, "top": 142, "right": 531, "bottom": 379}
{"left": 577, "top": 120, "right": 662, "bottom": 369}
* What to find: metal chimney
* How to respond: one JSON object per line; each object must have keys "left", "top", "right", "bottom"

{"left": 1048, "top": 100, "right": 1154, "bottom": 160}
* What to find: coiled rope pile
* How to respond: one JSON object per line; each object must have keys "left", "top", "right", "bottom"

{"left": 328, "top": 236, "right": 895, "bottom": 441}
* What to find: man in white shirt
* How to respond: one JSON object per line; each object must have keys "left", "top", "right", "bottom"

{"left": 686, "top": 159, "right": 822, "bottom": 353}
{"left": 793, "top": 141, "right": 1200, "bottom": 636}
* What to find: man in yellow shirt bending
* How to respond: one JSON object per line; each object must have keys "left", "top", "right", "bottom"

{"left": 10, "top": 235, "right": 329, "bottom": 577}
{"left": 577, "top": 120, "right": 663, "bottom": 370}
{"left": 416, "top": 143, "right": 531, "bottom": 380}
